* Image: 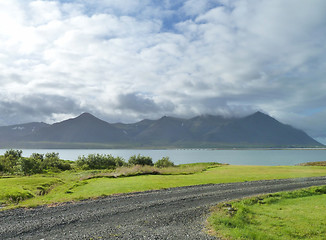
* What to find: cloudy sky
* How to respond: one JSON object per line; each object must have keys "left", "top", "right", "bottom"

{"left": 0, "top": 0, "right": 326, "bottom": 143}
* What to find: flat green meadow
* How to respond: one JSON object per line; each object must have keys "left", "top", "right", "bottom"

{"left": 1, "top": 164, "right": 326, "bottom": 209}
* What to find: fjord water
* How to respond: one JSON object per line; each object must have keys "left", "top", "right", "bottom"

{"left": 1, "top": 149, "right": 326, "bottom": 166}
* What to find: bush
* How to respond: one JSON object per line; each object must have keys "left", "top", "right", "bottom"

{"left": 0, "top": 150, "right": 72, "bottom": 175}
{"left": 0, "top": 157, "right": 4, "bottom": 172}
{"left": 19, "top": 153, "right": 44, "bottom": 175}
{"left": 39, "top": 152, "right": 70, "bottom": 172}
{"left": 0, "top": 149, "right": 23, "bottom": 173}
{"left": 30, "top": 153, "right": 44, "bottom": 162}
{"left": 41, "top": 152, "right": 59, "bottom": 170}
{"left": 115, "top": 156, "right": 126, "bottom": 167}
{"left": 19, "top": 152, "right": 71, "bottom": 174}
{"left": 128, "top": 154, "right": 153, "bottom": 166}
{"left": 4, "top": 149, "right": 22, "bottom": 159}
{"left": 76, "top": 154, "right": 126, "bottom": 170}
{"left": 20, "top": 157, "right": 42, "bottom": 175}
{"left": 155, "top": 157, "right": 174, "bottom": 168}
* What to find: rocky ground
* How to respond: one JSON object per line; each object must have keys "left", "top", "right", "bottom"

{"left": 1, "top": 176, "right": 326, "bottom": 239}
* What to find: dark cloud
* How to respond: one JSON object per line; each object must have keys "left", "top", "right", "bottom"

{"left": 199, "top": 97, "right": 258, "bottom": 117}
{"left": 116, "top": 92, "right": 175, "bottom": 114}
{"left": 0, "top": 95, "right": 84, "bottom": 125}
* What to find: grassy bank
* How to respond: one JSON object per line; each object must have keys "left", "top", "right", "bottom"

{"left": 299, "top": 160, "right": 326, "bottom": 166}
{"left": 208, "top": 186, "right": 326, "bottom": 240}
{"left": 1, "top": 164, "right": 326, "bottom": 209}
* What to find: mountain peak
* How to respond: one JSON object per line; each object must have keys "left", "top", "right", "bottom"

{"left": 243, "top": 111, "right": 279, "bottom": 125}
{"left": 247, "top": 111, "right": 272, "bottom": 119}
{"left": 253, "top": 111, "right": 267, "bottom": 116}
{"left": 73, "top": 112, "right": 103, "bottom": 122}
{"left": 78, "top": 112, "right": 95, "bottom": 118}
{"left": 158, "top": 116, "right": 181, "bottom": 122}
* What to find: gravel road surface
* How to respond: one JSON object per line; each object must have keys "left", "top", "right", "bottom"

{"left": 1, "top": 176, "right": 326, "bottom": 239}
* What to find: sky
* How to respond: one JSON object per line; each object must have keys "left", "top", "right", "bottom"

{"left": 0, "top": 0, "right": 326, "bottom": 144}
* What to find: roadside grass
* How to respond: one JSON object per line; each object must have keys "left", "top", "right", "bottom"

{"left": 207, "top": 186, "right": 326, "bottom": 240}
{"left": 1, "top": 164, "right": 326, "bottom": 209}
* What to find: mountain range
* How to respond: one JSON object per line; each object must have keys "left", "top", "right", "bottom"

{"left": 0, "top": 111, "right": 323, "bottom": 148}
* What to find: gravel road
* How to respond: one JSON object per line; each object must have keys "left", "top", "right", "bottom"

{"left": 1, "top": 176, "right": 326, "bottom": 240}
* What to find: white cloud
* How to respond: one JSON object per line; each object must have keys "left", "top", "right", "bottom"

{"left": 182, "top": 0, "right": 212, "bottom": 16}
{"left": 29, "top": 1, "right": 62, "bottom": 25}
{"left": 0, "top": 0, "right": 325, "bottom": 141}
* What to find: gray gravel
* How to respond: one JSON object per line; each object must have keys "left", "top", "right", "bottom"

{"left": 1, "top": 176, "right": 326, "bottom": 239}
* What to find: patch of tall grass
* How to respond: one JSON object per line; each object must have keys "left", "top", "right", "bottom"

{"left": 80, "top": 162, "right": 222, "bottom": 180}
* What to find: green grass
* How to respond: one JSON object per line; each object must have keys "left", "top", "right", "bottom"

{"left": 0, "top": 176, "right": 63, "bottom": 205}
{"left": 1, "top": 164, "right": 326, "bottom": 209}
{"left": 208, "top": 186, "right": 326, "bottom": 240}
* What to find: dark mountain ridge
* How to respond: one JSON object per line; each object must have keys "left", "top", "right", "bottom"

{"left": 0, "top": 111, "right": 323, "bottom": 148}
{"left": 0, "top": 122, "right": 49, "bottom": 142}
{"left": 26, "top": 113, "right": 129, "bottom": 143}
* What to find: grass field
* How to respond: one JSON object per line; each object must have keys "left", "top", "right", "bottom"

{"left": 1, "top": 164, "right": 326, "bottom": 209}
{"left": 208, "top": 186, "right": 326, "bottom": 240}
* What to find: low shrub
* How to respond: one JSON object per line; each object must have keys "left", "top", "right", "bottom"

{"left": 0, "top": 149, "right": 22, "bottom": 174}
{"left": 0, "top": 160, "right": 3, "bottom": 172}
{"left": 76, "top": 154, "right": 126, "bottom": 170}
{"left": 0, "top": 150, "right": 72, "bottom": 175}
{"left": 155, "top": 157, "right": 174, "bottom": 168}
{"left": 128, "top": 154, "right": 153, "bottom": 166}
{"left": 114, "top": 156, "right": 126, "bottom": 167}
{"left": 31, "top": 152, "right": 71, "bottom": 173}
{"left": 20, "top": 157, "right": 42, "bottom": 175}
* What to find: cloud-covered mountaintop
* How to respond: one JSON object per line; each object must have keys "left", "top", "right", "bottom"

{"left": 1, "top": 0, "right": 326, "bottom": 143}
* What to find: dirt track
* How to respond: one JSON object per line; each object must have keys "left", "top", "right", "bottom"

{"left": 1, "top": 176, "right": 326, "bottom": 239}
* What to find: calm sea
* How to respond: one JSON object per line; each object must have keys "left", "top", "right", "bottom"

{"left": 0, "top": 149, "right": 326, "bottom": 166}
